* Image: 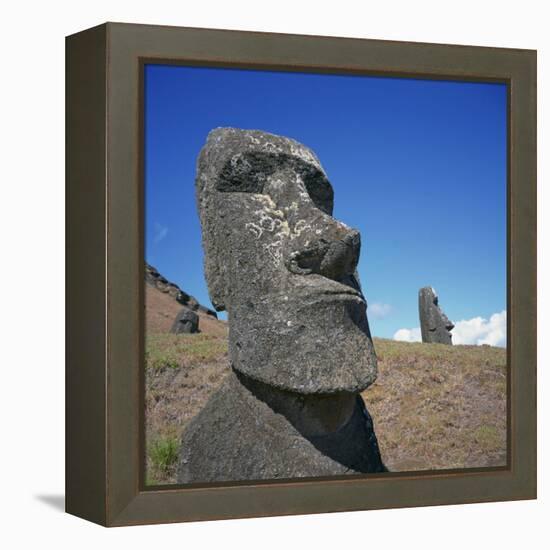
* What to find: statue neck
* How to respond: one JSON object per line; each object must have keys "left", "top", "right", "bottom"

{"left": 235, "top": 369, "right": 357, "bottom": 437}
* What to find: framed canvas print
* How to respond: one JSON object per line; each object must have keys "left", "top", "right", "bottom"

{"left": 66, "top": 22, "right": 536, "bottom": 526}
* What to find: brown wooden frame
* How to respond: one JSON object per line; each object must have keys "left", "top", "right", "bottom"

{"left": 66, "top": 22, "right": 537, "bottom": 527}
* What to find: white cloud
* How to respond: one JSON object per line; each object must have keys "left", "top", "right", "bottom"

{"left": 393, "top": 327, "right": 422, "bottom": 342}
{"left": 369, "top": 302, "right": 393, "bottom": 319}
{"left": 392, "top": 310, "right": 507, "bottom": 348}
{"left": 452, "top": 310, "right": 507, "bottom": 347}
{"left": 153, "top": 222, "right": 168, "bottom": 244}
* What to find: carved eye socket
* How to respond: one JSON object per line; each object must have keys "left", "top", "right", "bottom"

{"left": 216, "top": 152, "right": 334, "bottom": 216}
{"left": 216, "top": 152, "right": 269, "bottom": 194}
{"left": 301, "top": 169, "right": 334, "bottom": 216}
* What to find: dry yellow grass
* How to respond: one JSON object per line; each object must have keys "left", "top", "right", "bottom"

{"left": 144, "top": 285, "right": 506, "bottom": 484}
{"left": 146, "top": 285, "right": 228, "bottom": 337}
{"left": 362, "top": 339, "right": 506, "bottom": 472}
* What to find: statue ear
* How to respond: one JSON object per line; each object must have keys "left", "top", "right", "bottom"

{"left": 195, "top": 147, "right": 229, "bottom": 313}
{"left": 200, "top": 219, "right": 227, "bottom": 313}
{"left": 207, "top": 272, "right": 226, "bottom": 312}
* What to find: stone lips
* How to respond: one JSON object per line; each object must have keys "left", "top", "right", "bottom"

{"left": 418, "top": 286, "right": 454, "bottom": 345}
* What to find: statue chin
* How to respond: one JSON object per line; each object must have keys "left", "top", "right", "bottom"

{"left": 228, "top": 294, "right": 378, "bottom": 395}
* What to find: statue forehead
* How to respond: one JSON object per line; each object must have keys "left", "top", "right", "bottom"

{"left": 197, "top": 128, "right": 334, "bottom": 215}
{"left": 203, "top": 128, "right": 325, "bottom": 177}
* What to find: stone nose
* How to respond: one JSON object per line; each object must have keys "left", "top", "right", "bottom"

{"left": 443, "top": 316, "right": 455, "bottom": 331}
{"left": 286, "top": 229, "right": 361, "bottom": 281}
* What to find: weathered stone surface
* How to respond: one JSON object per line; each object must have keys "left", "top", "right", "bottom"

{"left": 176, "top": 291, "right": 200, "bottom": 311}
{"left": 419, "top": 287, "right": 454, "bottom": 344}
{"left": 178, "top": 128, "right": 385, "bottom": 483}
{"left": 145, "top": 263, "right": 161, "bottom": 286}
{"left": 195, "top": 127, "right": 377, "bottom": 394}
{"left": 197, "top": 304, "right": 217, "bottom": 317}
{"left": 178, "top": 371, "right": 385, "bottom": 483}
{"left": 170, "top": 307, "right": 200, "bottom": 334}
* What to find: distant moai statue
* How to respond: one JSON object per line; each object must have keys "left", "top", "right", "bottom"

{"left": 177, "top": 128, "right": 386, "bottom": 483}
{"left": 418, "top": 287, "right": 454, "bottom": 344}
{"left": 170, "top": 307, "right": 199, "bottom": 334}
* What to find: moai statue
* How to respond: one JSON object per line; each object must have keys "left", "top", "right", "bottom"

{"left": 177, "top": 128, "right": 386, "bottom": 483}
{"left": 170, "top": 307, "right": 199, "bottom": 334}
{"left": 418, "top": 286, "right": 454, "bottom": 345}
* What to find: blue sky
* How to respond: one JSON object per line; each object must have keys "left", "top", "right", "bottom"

{"left": 145, "top": 64, "right": 507, "bottom": 343}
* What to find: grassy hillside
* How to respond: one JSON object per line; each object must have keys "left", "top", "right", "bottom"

{"left": 363, "top": 339, "right": 506, "bottom": 472}
{"left": 146, "top": 284, "right": 227, "bottom": 337}
{"left": 144, "top": 286, "right": 506, "bottom": 485}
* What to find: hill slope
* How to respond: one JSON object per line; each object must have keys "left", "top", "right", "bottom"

{"left": 145, "top": 322, "right": 506, "bottom": 484}
{"left": 146, "top": 284, "right": 227, "bottom": 337}
{"left": 363, "top": 340, "right": 506, "bottom": 472}
{"left": 144, "top": 268, "right": 506, "bottom": 484}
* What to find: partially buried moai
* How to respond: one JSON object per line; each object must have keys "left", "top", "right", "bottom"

{"left": 170, "top": 307, "right": 199, "bottom": 334}
{"left": 177, "top": 128, "right": 386, "bottom": 483}
{"left": 418, "top": 286, "right": 454, "bottom": 345}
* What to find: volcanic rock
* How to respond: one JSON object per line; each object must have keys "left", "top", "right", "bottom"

{"left": 170, "top": 307, "right": 200, "bottom": 334}
{"left": 177, "top": 128, "right": 386, "bottom": 482}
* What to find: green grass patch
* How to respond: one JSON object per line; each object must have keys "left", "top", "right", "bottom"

{"left": 149, "top": 436, "right": 179, "bottom": 474}
{"left": 145, "top": 333, "right": 228, "bottom": 370}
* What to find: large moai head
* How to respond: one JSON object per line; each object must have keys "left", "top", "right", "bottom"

{"left": 418, "top": 286, "right": 454, "bottom": 345}
{"left": 195, "top": 128, "right": 377, "bottom": 394}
